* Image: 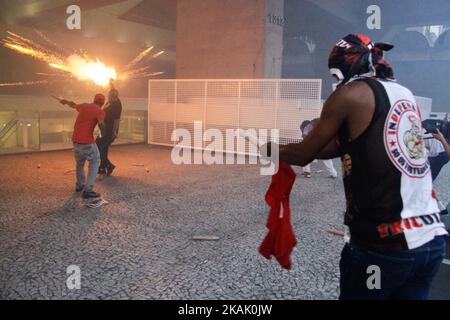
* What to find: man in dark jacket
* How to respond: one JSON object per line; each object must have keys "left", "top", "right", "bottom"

{"left": 97, "top": 80, "right": 122, "bottom": 176}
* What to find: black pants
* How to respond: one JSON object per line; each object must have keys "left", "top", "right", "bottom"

{"left": 96, "top": 136, "right": 115, "bottom": 169}
{"left": 429, "top": 152, "right": 450, "bottom": 181}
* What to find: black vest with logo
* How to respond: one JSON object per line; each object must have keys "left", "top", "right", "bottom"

{"left": 338, "top": 78, "right": 447, "bottom": 252}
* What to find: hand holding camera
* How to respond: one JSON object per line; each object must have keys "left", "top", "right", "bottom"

{"left": 433, "top": 128, "right": 448, "bottom": 144}
{"left": 422, "top": 119, "right": 449, "bottom": 135}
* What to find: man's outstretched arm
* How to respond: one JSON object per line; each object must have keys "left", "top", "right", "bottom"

{"left": 59, "top": 99, "right": 77, "bottom": 109}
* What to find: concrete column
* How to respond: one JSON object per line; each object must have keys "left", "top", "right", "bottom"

{"left": 176, "top": 0, "right": 284, "bottom": 79}
{"left": 263, "top": 0, "right": 284, "bottom": 78}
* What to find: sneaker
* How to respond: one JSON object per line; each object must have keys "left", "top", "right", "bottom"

{"left": 75, "top": 184, "right": 85, "bottom": 192}
{"left": 106, "top": 164, "right": 116, "bottom": 176}
{"left": 441, "top": 202, "right": 449, "bottom": 216}
{"left": 442, "top": 202, "right": 450, "bottom": 216}
{"left": 82, "top": 190, "right": 101, "bottom": 199}
{"left": 86, "top": 198, "right": 108, "bottom": 208}
{"left": 303, "top": 172, "right": 311, "bottom": 178}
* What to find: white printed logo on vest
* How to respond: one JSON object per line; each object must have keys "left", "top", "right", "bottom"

{"left": 384, "top": 99, "right": 429, "bottom": 178}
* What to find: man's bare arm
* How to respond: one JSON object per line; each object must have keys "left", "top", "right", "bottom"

{"left": 59, "top": 99, "right": 77, "bottom": 109}
{"left": 278, "top": 81, "right": 375, "bottom": 166}
{"left": 316, "top": 138, "right": 340, "bottom": 160}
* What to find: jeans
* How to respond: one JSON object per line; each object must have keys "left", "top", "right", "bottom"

{"left": 73, "top": 143, "right": 100, "bottom": 192}
{"left": 430, "top": 151, "right": 450, "bottom": 181}
{"left": 339, "top": 235, "right": 446, "bottom": 300}
{"left": 96, "top": 136, "right": 115, "bottom": 170}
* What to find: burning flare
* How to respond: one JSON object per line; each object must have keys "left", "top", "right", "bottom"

{"left": 50, "top": 55, "right": 117, "bottom": 87}
{"left": 1, "top": 31, "right": 165, "bottom": 88}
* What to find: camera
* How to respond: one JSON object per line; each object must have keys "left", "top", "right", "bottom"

{"left": 422, "top": 119, "right": 450, "bottom": 138}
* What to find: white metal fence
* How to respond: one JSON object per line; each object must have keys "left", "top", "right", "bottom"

{"left": 148, "top": 79, "right": 322, "bottom": 154}
{"left": 415, "top": 96, "right": 432, "bottom": 120}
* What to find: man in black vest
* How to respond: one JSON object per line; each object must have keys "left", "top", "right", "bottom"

{"left": 265, "top": 34, "right": 447, "bottom": 300}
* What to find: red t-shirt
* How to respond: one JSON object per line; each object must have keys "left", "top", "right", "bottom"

{"left": 72, "top": 103, "right": 105, "bottom": 144}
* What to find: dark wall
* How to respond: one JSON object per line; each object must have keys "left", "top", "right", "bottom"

{"left": 282, "top": 0, "right": 450, "bottom": 112}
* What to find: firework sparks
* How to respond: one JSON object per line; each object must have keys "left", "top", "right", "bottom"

{"left": 34, "top": 29, "right": 70, "bottom": 55}
{"left": 0, "top": 80, "right": 50, "bottom": 87}
{"left": 124, "top": 46, "right": 153, "bottom": 71}
{"left": 120, "top": 65, "right": 150, "bottom": 80}
{"left": 2, "top": 31, "right": 66, "bottom": 65}
{"left": 49, "top": 55, "right": 118, "bottom": 87}
{"left": 151, "top": 50, "right": 165, "bottom": 59}
{"left": 1, "top": 31, "right": 165, "bottom": 88}
{"left": 35, "top": 72, "right": 66, "bottom": 77}
{"left": 120, "top": 67, "right": 165, "bottom": 80}
{"left": 2, "top": 31, "right": 116, "bottom": 87}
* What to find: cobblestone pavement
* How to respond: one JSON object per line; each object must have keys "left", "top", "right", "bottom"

{"left": 0, "top": 144, "right": 448, "bottom": 300}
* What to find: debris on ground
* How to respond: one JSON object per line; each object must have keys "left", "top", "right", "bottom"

{"left": 326, "top": 228, "right": 345, "bottom": 237}
{"left": 132, "top": 163, "right": 145, "bottom": 167}
{"left": 85, "top": 198, "right": 108, "bottom": 208}
{"left": 192, "top": 235, "right": 220, "bottom": 241}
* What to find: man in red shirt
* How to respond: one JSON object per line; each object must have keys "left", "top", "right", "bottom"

{"left": 59, "top": 94, "right": 106, "bottom": 198}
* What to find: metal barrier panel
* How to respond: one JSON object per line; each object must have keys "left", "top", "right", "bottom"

{"left": 148, "top": 79, "right": 322, "bottom": 154}
{"left": 148, "top": 81, "right": 176, "bottom": 146}
{"left": 415, "top": 96, "right": 432, "bottom": 120}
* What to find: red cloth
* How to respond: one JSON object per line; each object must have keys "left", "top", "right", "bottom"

{"left": 259, "top": 161, "right": 297, "bottom": 270}
{"left": 72, "top": 103, "right": 105, "bottom": 144}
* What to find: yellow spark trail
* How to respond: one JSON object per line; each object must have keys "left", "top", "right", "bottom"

{"left": 34, "top": 29, "right": 70, "bottom": 55}
{"left": 151, "top": 50, "right": 165, "bottom": 59}
{"left": 123, "top": 46, "right": 153, "bottom": 71}
{"left": 0, "top": 80, "right": 49, "bottom": 87}
{"left": 35, "top": 72, "right": 66, "bottom": 77}
{"left": 2, "top": 32, "right": 66, "bottom": 67}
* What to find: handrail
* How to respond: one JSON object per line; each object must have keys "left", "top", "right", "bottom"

{"left": 0, "top": 110, "right": 147, "bottom": 154}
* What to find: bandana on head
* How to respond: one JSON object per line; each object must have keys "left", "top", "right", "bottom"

{"left": 328, "top": 34, "right": 395, "bottom": 87}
